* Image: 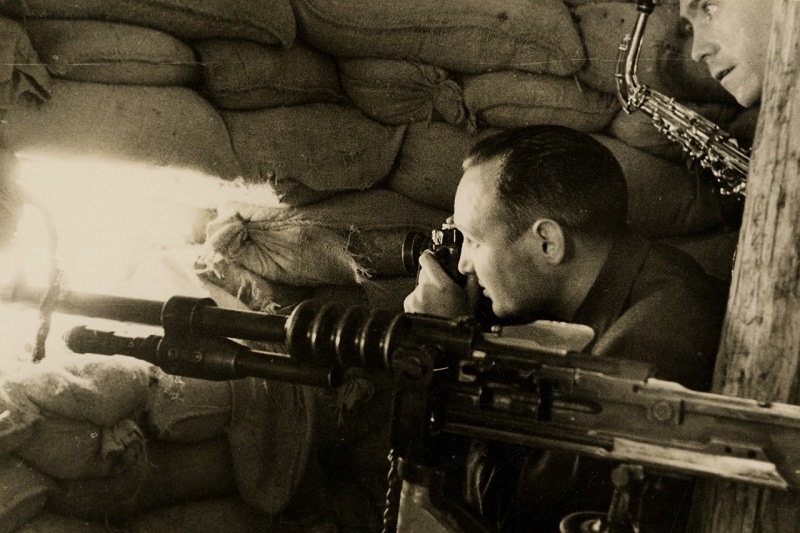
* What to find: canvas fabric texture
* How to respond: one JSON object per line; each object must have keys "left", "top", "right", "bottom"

{"left": 24, "top": 20, "right": 199, "bottom": 86}
{"left": 463, "top": 71, "right": 620, "bottom": 131}
{"left": 0, "top": 0, "right": 296, "bottom": 46}
{"left": 0, "top": 79, "right": 242, "bottom": 180}
{"left": 338, "top": 57, "right": 470, "bottom": 128}
{"left": 593, "top": 134, "right": 724, "bottom": 238}
{"left": 202, "top": 189, "right": 448, "bottom": 286}
{"left": 0, "top": 16, "right": 51, "bottom": 117}
{"left": 292, "top": 0, "right": 585, "bottom": 76}
{"left": 221, "top": 104, "right": 405, "bottom": 194}
{"left": 195, "top": 39, "right": 345, "bottom": 110}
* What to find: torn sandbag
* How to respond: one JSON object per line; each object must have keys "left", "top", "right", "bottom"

{"left": 201, "top": 189, "right": 449, "bottom": 286}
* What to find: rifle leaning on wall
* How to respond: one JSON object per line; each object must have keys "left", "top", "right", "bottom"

{"left": 5, "top": 284, "right": 800, "bottom": 532}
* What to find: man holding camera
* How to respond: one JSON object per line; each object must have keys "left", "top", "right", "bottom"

{"left": 404, "top": 125, "right": 728, "bottom": 531}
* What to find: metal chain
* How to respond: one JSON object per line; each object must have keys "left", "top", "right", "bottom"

{"left": 381, "top": 449, "right": 400, "bottom": 533}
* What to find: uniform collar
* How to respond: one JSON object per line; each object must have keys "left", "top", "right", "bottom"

{"left": 571, "top": 231, "right": 651, "bottom": 340}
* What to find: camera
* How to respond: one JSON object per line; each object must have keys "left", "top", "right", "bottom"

{"left": 402, "top": 221, "right": 467, "bottom": 287}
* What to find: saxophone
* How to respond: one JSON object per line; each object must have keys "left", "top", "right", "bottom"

{"left": 615, "top": 0, "right": 749, "bottom": 197}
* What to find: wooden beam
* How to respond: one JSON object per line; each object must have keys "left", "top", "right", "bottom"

{"left": 690, "top": 1, "right": 800, "bottom": 531}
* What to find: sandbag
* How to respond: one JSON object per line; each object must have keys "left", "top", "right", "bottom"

{"left": 0, "top": 455, "right": 56, "bottom": 533}
{"left": 195, "top": 39, "right": 345, "bottom": 110}
{"left": 48, "top": 437, "right": 237, "bottom": 521}
{"left": 609, "top": 103, "right": 743, "bottom": 161}
{"left": 0, "top": 0, "right": 295, "bottom": 47}
{"left": 227, "top": 379, "right": 318, "bottom": 515}
{"left": 24, "top": 19, "right": 199, "bottom": 86}
{"left": 16, "top": 417, "right": 146, "bottom": 480}
{"left": 463, "top": 72, "right": 619, "bottom": 131}
{"left": 128, "top": 497, "right": 273, "bottom": 533}
{"left": 386, "top": 122, "right": 501, "bottom": 211}
{"left": 592, "top": 134, "right": 724, "bottom": 238}
{"left": 145, "top": 370, "right": 232, "bottom": 443}
{"left": 9, "top": 354, "right": 153, "bottom": 427}
{"left": 221, "top": 104, "right": 405, "bottom": 195}
{"left": 0, "top": 15, "right": 50, "bottom": 117}
{"left": 196, "top": 254, "right": 315, "bottom": 315}
{"left": 574, "top": 2, "right": 734, "bottom": 103}
{"left": 1, "top": 79, "right": 242, "bottom": 180}
{"left": 202, "top": 189, "right": 449, "bottom": 286}
{"left": 337, "top": 58, "right": 469, "bottom": 127}
{"left": 292, "top": 0, "right": 585, "bottom": 76}
{"left": 1, "top": 353, "right": 153, "bottom": 480}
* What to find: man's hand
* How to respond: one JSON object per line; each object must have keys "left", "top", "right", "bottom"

{"left": 403, "top": 251, "right": 479, "bottom": 319}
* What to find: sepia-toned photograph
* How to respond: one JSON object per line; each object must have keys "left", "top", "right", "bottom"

{"left": 0, "top": 1, "right": 796, "bottom": 531}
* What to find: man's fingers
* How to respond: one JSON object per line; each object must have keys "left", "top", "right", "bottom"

{"left": 417, "top": 251, "right": 456, "bottom": 287}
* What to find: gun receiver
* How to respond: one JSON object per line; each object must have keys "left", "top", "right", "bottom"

{"left": 5, "top": 285, "right": 800, "bottom": 494}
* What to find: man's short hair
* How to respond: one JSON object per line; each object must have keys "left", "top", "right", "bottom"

{"left": 464, "top": 125, "right": 628, "bottom": 240}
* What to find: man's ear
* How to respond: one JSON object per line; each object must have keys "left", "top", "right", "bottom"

{"left": 530, "top": 218, "right": 566, "bottom": 264}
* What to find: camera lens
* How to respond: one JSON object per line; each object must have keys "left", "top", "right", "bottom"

{"left": 401, "top": 231, "right": 431, "bottom": 275}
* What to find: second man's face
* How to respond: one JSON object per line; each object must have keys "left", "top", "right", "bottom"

{"left": 680, "top": 0, "right": 773, "bottom": 107}
{"left": 452, "top": 160, "right": 556, "bottom": 320}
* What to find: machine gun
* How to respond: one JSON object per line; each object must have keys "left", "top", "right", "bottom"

{"left": 5, "top": 284, "right": 800, "bottom": 532}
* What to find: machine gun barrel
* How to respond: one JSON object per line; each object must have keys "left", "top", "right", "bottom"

{"left": 2, "top": 282, "right": 287, "bottom": 342}
{"left": 7, "top": 284, "right": 800, "bottom": 492}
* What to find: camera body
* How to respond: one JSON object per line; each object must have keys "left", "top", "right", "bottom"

{"left": 402, "top": 221, "right": 467, "bottom": 287}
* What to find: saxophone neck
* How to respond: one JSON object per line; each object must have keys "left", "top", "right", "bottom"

{"left": 615, "top": 4, "right": 656, "bottom": 113}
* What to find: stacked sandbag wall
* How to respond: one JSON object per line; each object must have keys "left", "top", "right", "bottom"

{"left": 0, "top": 0, "right": 747, "bottom": 309}
{"left": 0, "top": 0, "right": 748, "bottom": 528}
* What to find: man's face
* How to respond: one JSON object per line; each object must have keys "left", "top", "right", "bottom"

{"left": 452, "top": 160, "right": 555, "bottom": 319}
{"left": 680, "top": 0, "right": 773, "bottom": 107}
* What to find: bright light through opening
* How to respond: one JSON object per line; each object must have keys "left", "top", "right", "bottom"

{"left": 0, "top": 153, "right": 281, "bottom": 368}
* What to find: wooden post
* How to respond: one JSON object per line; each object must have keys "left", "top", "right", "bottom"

{"left": 690, "top": 1, "right": 800, "bottom": 531}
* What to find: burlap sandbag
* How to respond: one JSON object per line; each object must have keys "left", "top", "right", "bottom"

{"left": 145, "top": 370, "right": 232, "bottom": 443}
{"left": 292, "top": 0, "right": 585, "bottom": 76}
{"left": 386, "top": 122, "right": 501, "bottom": 211}
{"left": 0, "top": 16, "right": 51, "bottom": 117}
{"left": 196, "top": 253, "right": 315, "bottom": 315}
{"left": 227, "top": 379, "right": 318, "bottom": 515}
{"left": 0, "top": 0, "right": 295, "bottom": 47}
{"left": 24, "top": 19, "right": 199, "bottom": 86}
{"left": 127, "top": 497, "right": 272, "bottom": 533}
{"left": 1, "top": 353, "right": 154, "bottom": 480}
{"left": 0, "top": 456, "right": 56, "bottom": 533}
{"left": 195, "top": 39, "right": 345, "bottom": 110}
{"left": 337, "top": 58, "right": 470, "bottom": 128}
{"left": 202, "top": 189, "right": 449, "bottom": 286}
{"left": 16, "top": 417, "right": 146, "bottom": 481}
{"left": 574, "top": 2, "right": 734, "bottom": 103}
{"left": 463, "top": 71, "right": 619, "bottom": 131}
{"left": 592, "top": 134, "right": 724, "bottom": 238}
{"left": 221, "top": 104, "right": 405, "bottom": 193}
{"left": 48, "top": 437, "right": 237, "bottom": 520}
{"left": 0, "top": 79, "right": 242, "bottom": 180}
